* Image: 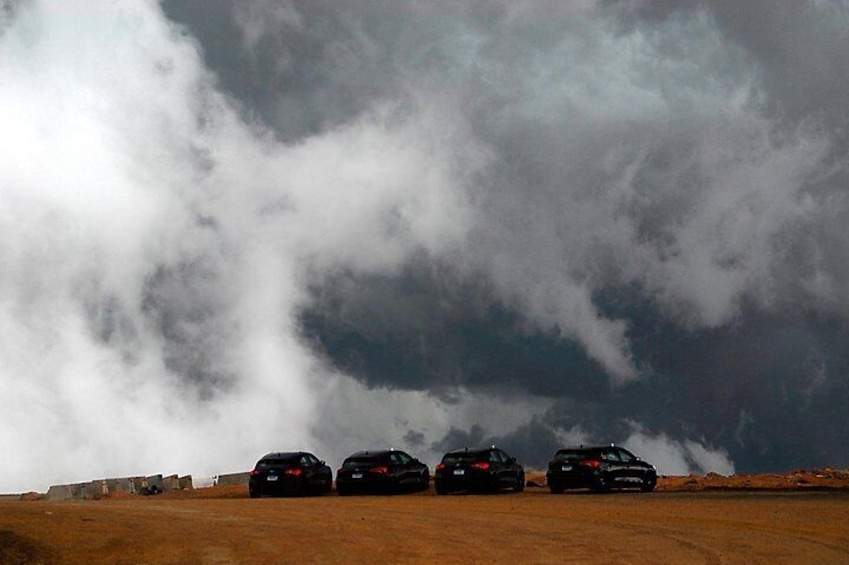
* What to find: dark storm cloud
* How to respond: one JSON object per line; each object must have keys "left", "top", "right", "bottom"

{"left": 710, "top": 0, "right": 849, "bottom": 124}
{"left": 163, "top": 0, "right": 415, "bottom": 140}
{"left": 299, "top": 258, "right": 610, "bottom": 400}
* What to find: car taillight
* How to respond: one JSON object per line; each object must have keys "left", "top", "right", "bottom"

{"left": 436, "top": 463, "right": 446, "bottom": 471}
{"left": 580, "top": 459, "right": 601, "bottom": 469}
{"left": 369, "top": 466, "right": 389, "bottom": 474}
{"left": 250, "top": 469, "right": 260, "bottom": 476}
{"left": 470, "top": 462, "right": 490, "bottom": 471}
{"left": 285, "top": 468, "right": 303, "bottom": 477}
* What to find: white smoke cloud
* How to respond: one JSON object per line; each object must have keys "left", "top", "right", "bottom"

{"left": 0, "top": 0, "right": 317, "bottom": 490}
{"left": 0, "top": 0, "right": 490, "bottom": 492}
{"left": 623, "top": 425, "right": 735, "bottom": 476}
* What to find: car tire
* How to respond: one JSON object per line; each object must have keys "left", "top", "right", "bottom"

{"left": 435, "top": 483, "right": 449, "bottom": 495}
{"left": 549, "top": 483, "right": 564, "bottom": 494}
{"left": 641, "top": 476, "right": 656, "bottom": 493}
{"left": 249, "top": 489, "right": 261, "bottom": 499}
{"left": 336, "top": 485, "right": 352, "bottom": 496}
{"left": 420, "top": 473, "right": 429, "bottom": 491}
{"left": 514, "top": 473, "right": 525, "bottom": 492}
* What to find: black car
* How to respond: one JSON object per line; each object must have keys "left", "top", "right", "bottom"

{"left": 546, "top": 445, "right": 657, "bottom": 493}
{"left": 335, "top": 449, "right": 430, "bottom": 495}
{"left": 434, "top": 446, "right": 525, "bottom": 495}
{"left": 249, "top": 451, "right": 333, "bottom": 497}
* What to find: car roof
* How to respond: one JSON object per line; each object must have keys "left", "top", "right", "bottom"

{"left": 444, "top": 446, "right": 497, "bottom": 455}
{"left": 557, "top": 445, "right": 619, "bottom": 453}
{"left": 259, "top": 451, "right": 309, "bottom": 460}
{"left": 344, "top": 449, "right": 402, "bottom": 459}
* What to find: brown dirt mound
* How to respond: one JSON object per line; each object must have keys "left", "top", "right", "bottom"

{"left": 656, "top": 468, "right": 849, "bottom": 492}
{"left": 0, "top": 529, "right": 56, "bottom": 565}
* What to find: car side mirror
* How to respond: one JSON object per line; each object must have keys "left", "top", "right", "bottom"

{"left": 508, "top": 457, "right": 516, "bottom": 464}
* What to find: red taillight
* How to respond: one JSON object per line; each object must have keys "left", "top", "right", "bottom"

{"left": 580, "top": 459, "right": 601, "bottom": 469}
{"left": 436, "top": 463, "right": 446, "bottom": 471}
{"left": 369, "top": 466, "right": 389, "bottom": 475}
{"left": 285, "top": 468, "right": 303, "bottom": 477}
{"left": 250, "top": 469, "right": 260, "bottom": 476}
{"left": 470, "top": 462, "right": 490, "bottom": 471}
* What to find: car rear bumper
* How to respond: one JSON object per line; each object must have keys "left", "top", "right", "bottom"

{"left": 336, "top": 475, "right": 397, "bottom": 492}
{"left": 249, "top": 476, "right": 303, "bottom": 495}
{"left": 546, "top": 469, "right": 600, "bottom": 489}
{"left": 434, "top": 472, "right": 495, "bottom": 492}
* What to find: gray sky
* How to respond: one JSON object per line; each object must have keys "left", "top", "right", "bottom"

{"left": 2, "top": 0, "right": 848, "bottom": 492}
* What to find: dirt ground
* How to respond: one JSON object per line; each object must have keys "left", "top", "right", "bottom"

{"left": 2, "top": 473, "right": 849, "bottom": 564}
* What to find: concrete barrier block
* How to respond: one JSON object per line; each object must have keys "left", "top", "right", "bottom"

{"left": 215, "top": 472, "right": 250, "bottom": 486}
{"left": 84, "top": 481, "right": 102, "bottom": 500}
{"left": 71, "top": 483, "right": 86, "bottom": 499}
{"left": 46, "top": 484, "right": 74, "bottom": 502}
{"left": 112, "top": 477, "right": 138, "bottom": 495}
{"left": 162, "top": 474, "right": 180, "bottom": 492}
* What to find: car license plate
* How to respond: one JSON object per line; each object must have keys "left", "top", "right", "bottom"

{"left": 266, "top": 475, "right": 278, "bottom": 482}
{"left": 453, "top": 469, "right": 465, "bottom": 476}
{"left": 561, "top": 465, "right": 572, "bottom": 472}
{"left": 352, "top": 473, "right": 363, "bottom": 479}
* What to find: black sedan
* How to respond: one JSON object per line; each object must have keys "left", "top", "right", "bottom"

{"left": 249, "top": 451, "right": 333, "bottom": 497}
{"left": 546, "top": 445, "right": 657, "bottom": 493}
{"left": 434, "top": 446, "right": 525, "bottom": 495}
{"left": 335, "top": 449, "right": 430, "bottom": 495}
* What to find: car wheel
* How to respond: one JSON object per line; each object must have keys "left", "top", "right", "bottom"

{"left": 249, "top": 489, "right": 261, "bottom": 499}
{"left": 336, "top": 485, "right": 351, "bottom": 496}
{"left": 641, "top": 477, "right": 655, "bottom": 492}
{"left": 435, "top": 483, "right": 449, "bottom": 495}
{"left": 549, "top": 483, "right": 564, "bottom": 494}
{"left": 420, "top": 472, "right": 429, "bottom": 491}
{"left": 514, "top": 472, "right": 525, "bottom": 492}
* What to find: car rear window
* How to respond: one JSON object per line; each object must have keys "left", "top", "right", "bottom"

{"left": 258, "top": 457, "right": 298, "bottom": 468}
{"left": 554, "top": 450, "right": 599, "bottom": 461}
{"left": 442, "top": 452, "right": 485, "bottom": 465}
{"left": 343, "top": 456, "right": 383, "bottom": 468}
